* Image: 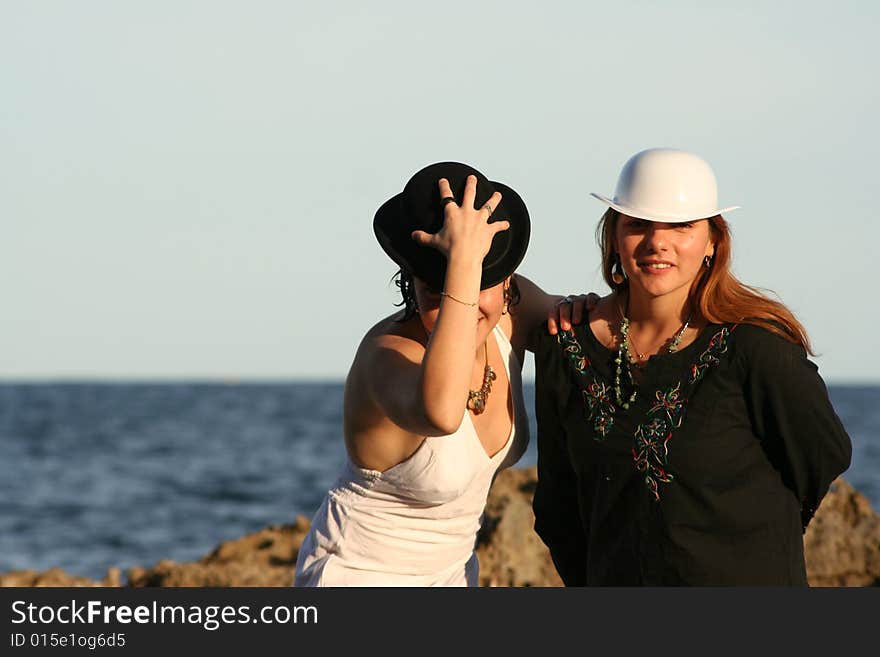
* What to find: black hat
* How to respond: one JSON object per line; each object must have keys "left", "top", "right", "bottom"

{"left": 373, "top": 162, "right": 531, "bottom": 291}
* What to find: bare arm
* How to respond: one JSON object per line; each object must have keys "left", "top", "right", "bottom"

{"left": 361, "top": 332, "right": 455, "bottom": 437}
{"left": 364, "top": 175, "right": 509, "bottom": 436}
{"left": 510, "top": 274, "right": 563, "bottom": 353}
{"left": 512, "top": 275, "right": 601, "bottom": 352}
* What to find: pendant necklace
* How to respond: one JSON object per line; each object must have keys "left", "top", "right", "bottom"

{"left": 467, "top": 340, "right": 496, "bottom": 415}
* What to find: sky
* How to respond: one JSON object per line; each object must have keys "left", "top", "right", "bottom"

{"left": 2, "top": 1, "right": 878, "bottom": 383}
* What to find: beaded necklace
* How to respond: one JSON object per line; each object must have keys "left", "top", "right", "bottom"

{"left": 613, "top": 295, "right": 692, "bottom": 410}
{"left": 555, "top": 317, "right": 736, "bottom": 500}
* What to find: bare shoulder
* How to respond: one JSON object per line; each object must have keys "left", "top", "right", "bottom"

{"left": 344, "top": 313, "right": 426, "bottom": 469}
{"left": 365, "top": 312, "right": 424, "bottom": 348}
{"left": 344, "top": 311, "right": 425, "bottom": 426}
{"left": 351, "top": 312, "right": 426, "bottom": 381}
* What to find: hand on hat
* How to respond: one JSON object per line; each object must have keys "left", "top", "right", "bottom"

{"left": 411, "top": 175, "right": 510, "bottom": 262}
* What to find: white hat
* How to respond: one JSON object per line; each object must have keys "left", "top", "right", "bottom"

{"left": 590, "top": 148, "right": 739, "bottom": 222}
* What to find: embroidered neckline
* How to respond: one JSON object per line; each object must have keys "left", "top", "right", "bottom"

{"left": 556, "top": 324, "right": 736, "bottom": 500}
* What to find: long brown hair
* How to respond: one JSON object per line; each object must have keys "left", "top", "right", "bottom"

{"left": 596, "top": 209, "right": 812, "bottom": 353}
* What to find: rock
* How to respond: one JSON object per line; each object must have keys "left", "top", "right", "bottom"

{"left": 2, "top": 474, "right": 878, "bottom": 587}
{"left": 805, "top": 478, "right": 880, "bottom": 586}
{"left": 128, "top": 517, "right": 312, "bottom": 587}
{"left": 476, "top": 466, "right": 563, "bottom": 587}
{"left": 0, "top": 566, "right": 120, "bottom": 587}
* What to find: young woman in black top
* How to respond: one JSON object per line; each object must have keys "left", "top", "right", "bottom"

{"left": 533, "top": 148, "right": 852, "bottom": 585}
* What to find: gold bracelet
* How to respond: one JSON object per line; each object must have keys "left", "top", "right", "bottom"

{"left": 440, "top": 291, "right": 478, "bottom": 307}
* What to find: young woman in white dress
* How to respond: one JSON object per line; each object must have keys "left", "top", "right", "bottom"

{"left": 294, "top": 161, "right": 586, "bottom": 586}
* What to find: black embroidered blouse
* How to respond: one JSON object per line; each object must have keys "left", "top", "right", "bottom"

{"left": 532, "top": 320, "right": 852, "bottom": 586}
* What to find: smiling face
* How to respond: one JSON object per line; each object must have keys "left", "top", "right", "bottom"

{"left": 615, "top": 215, "right": 716, "bottom": 302}
{"left": 412, "top": 276, "right": 507, "bottom": 349}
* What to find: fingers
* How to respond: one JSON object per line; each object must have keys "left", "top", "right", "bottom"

{"left": 546, "top": 304, "right": 572, "bottom": 334}
{"left": 438, "top": 177, "right": 502, "bottom": 221}
{"left": 548, "top": 292, "right": 602, "bottom": 334}
{"left": 481, "top": 190, "right": 503, "bottom": 218}
{"left": 558, "top": 301, "right": 573, "bottom": 331}
{"left": 438, "top": 178, "right": 455, "bottom": 207}
{"left": 411, "top": 230, "right": 434, "bottom": 246}
{"left": 462, "top": 174, "right": 477, "bottom": 208}
{"left": 571, "top": 293, "right": 600, "bottom": 325}
{"left": 547, "top": 296, "right": 574, "bottom": 335}
{"left": 571, "top": 296, "right": 584, "bottom": 326}
{"left": 569, "top": 293, "right": 602, "bottom": 326}
{"left": 490, "top": 219, "right": 510, "bottom": 235}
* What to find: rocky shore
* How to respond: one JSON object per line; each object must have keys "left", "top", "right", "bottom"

{"left": 2, "top": 468, "right": 878, "bottom": 587}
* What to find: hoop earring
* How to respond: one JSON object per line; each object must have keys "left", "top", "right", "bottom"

{"left": 703, "top": 255, "right": 714, "bottom": 269}
{"left": 611, "top": 253, "right": 626, "bottom": 285}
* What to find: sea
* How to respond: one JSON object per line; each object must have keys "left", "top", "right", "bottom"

{"left": 0, "top": 383, "right": 877, "bottom": 581}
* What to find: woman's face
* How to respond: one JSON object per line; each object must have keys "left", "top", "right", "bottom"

{"left": 615, "top": 215, "right": 715, "bottom": 301}
{"left": 413, "top": 276, "right": 508, "bottom": 349}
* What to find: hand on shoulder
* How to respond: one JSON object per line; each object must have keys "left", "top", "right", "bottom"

{"left": 546, "top": 292, "right": 604, "bottom": 335}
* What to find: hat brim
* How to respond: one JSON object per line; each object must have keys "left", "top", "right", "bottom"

{"left": 374, "top": 178, "right": 530, "bottom": 291}
{"left": 590, "top": 192, "right": 739, "bottom": 222}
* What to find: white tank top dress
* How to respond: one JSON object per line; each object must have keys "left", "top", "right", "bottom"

{"left": 294, "top": 325, "right": 529, "bottom": 586}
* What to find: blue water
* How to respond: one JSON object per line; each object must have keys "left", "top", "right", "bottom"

{"left": 0, "top": 383, "right": 876, "bottom": 581}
